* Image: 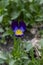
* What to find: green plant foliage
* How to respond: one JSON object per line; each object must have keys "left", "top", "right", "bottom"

{"left": 0, "top": 0, "right": 43, "bottom": 65}
{"left": 39, "top": 39, "right": 43, "bottom": 48}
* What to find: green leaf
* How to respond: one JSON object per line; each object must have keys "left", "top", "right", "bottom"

{"left": 0, "top": 15, "right": 3, "bottom": 23}
{"left": 0, "top": 0, "right": 9, "bottom": 8}
{"left": 29, "top": 0, "right": 33, "bottom": 2}
{"left": 25, "top": 13, "right": 31, "bottom": 18}
{"left": 24, "top": 41, "right": 33, "bottom": 52}
{"left": 22, "top": 0, "right": 28, "bottom": 3}
{"left": 9, "top": 59, "right": 16, "bottom": 65}
{"left": 36, "top": 15, "right": 43, "bottom": 22}
{"left": 13, "top": 0, "right": 19, "bottom": 3}
{"left": 2, "top": 28, "right": 13, "bottom": 37}
{"left": 26, "top": 43, "right": 33, "bottom": 52}
{"left": 11, "top": 11, "right": 21, "bottom": 20}
{"left": 0, "top": 28, "right": 4, "bottom": 32}
{"left": 22, "top": 56, "right": 29, "bottom": 60}
{"left": 22, "top": 0, "right": 33, "bottom": 3}
{"left": 0, "top": 59, "right": 4, "bottom": 64}
{"left": 40, "top": 0, "right": 43, "bottom": 4}
{"left": 2, "top": 32, "right": 9, "bottom": 37}
{"left": 39, "top": 39, "right": 43, "bottom": 47}
{"left": 0, "top": 51, "right": 7, "bottom": 60}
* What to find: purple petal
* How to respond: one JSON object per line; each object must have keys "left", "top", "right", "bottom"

{"left": 20, "top": 27, "right": 25, "bottom": 32}
{"left": 11, "top": 20, "right": 18, "bottom": 30}
{"left": 13, "top": 27, "right": 18, "bottom": 32}
{"left": 19, "top": 20, "right": 26, "bottom": 32}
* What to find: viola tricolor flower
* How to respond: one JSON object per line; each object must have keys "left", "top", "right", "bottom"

{"left": 11, "top": 20, "right": 26, "bottom": 37}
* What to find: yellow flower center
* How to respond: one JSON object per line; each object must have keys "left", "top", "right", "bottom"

{"left": 15, "top": 29, "right": 23, "bottom": 35}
